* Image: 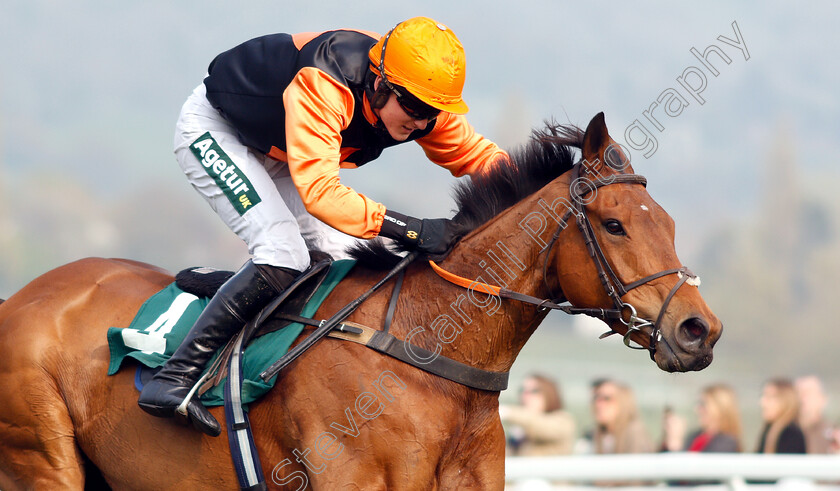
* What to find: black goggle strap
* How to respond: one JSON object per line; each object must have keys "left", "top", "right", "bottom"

{"left": 377, "top": 25, "right": 396, "bottom": 85}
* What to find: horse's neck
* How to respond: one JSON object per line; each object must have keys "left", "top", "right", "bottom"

{"left": 424, "top": 175, "right": 572, "bottom": 372}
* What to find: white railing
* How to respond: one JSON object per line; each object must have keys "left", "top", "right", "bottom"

{"left": 506, "top": 453, "right": 840, "bottom": 490}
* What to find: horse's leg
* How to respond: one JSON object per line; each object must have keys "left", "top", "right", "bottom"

{"left": 439, "top": 415, "right": 506, "bottom": 490}
{"left": 260, "top": 347, "right": 446, "bottom": 491}
{"left": 0, "top": 345, "right": 87, "bottom": 490}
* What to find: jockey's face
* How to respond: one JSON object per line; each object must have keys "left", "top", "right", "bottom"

{"left": 373, "top": 77, "right": 437, "bottom": 141}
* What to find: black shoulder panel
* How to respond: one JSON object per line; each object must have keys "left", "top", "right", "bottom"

{"left": 203, "top": 30, "right": 433, "bottom": 163}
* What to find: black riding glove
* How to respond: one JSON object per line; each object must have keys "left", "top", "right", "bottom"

{"left": 379, "top": 209, "right": 459, "bottom": 256}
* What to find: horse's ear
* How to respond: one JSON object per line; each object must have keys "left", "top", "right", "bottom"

{"left": 581, "top": 112, "right": 632, "bottom": 175}
{"left": 582, "top": 112, "right": 608, "bottom": 162}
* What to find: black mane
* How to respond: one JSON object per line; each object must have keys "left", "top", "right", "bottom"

{"left": 347, "top": 123, "right": 584, "bottom": 269}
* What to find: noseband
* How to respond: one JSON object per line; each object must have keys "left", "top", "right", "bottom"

{"left": 430, "top": 162, "right": 699, "bottom": 359}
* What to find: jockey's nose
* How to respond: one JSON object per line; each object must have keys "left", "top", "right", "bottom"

{"left": 413, "top": 118, "right": 429, "bottom": 130}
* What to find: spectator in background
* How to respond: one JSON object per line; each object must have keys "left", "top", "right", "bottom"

{"left": 831, "top": 423, "right": 840, "bottom": 454}
{"left": 795, "top": 375, "right": 834, "bottom": 454}
{"left": 757, "top": 378, "right": 806, "bottom": 454}
{"left": 589, "top": 379, "right": 654, "bottom": 454}
{"left": 662, "top": 384, "right": 742, "bottom": 453}
{"left": 500, "top": 373, "right": 576, "bottom": 456}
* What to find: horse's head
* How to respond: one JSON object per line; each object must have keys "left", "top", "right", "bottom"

{"left": 551, "top": 113, "right": 722, "bottom": 372}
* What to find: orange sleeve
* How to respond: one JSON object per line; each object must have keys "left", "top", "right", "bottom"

{"left": 283, "top": 67, "right": 386, "bottom": 239}
{"left": 416, "top": 112, "right": 509, "bottom": 177}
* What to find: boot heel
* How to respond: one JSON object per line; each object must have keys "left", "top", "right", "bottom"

{"left": 174, "top": 411, "right": 191, "bottom": 427}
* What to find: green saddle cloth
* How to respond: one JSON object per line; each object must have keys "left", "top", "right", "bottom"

{"left": 107, "top": 259, "right": 355, "bottom": 406}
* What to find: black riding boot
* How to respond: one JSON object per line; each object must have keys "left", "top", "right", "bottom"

{"left": 137, "top": 260, "right": 299, "bottom": 436}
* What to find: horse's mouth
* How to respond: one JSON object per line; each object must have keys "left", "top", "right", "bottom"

{"left": 655, "top": 339, "right": 685, "bottom": 372}
{"left": 654, "top": 337, "right": 713, "bottom": 373}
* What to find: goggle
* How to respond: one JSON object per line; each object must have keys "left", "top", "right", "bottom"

{"left": 378, "top": 24, "right": 441, "bottom": 122}
{"left": 383, "top": 79, "right": 441, "bottom": 121}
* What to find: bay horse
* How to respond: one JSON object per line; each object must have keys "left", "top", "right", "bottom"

{"left": 0, "top": 113, "right": 721, "bottom": 490}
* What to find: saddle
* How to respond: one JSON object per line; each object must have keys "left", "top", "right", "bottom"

{"left": 111, "top": 250, "right": 359, "bottom": 406}
{"left": 171, "top": 250, "right": 361, "bottom": 395}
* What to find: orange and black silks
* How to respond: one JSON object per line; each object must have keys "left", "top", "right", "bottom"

{"left": 203, "top": 30, "right": 506, "bottom": 239}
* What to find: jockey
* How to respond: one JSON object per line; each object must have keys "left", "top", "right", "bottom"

{"left": 138, "top": 16, "right": 507, "bottom": 435}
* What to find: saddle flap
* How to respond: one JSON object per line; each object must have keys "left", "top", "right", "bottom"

{"left": 173, "top": 250, "right": 335, "bottom": 394}
{"left": 252, "top": 252, "right": 334, "bottom": 339}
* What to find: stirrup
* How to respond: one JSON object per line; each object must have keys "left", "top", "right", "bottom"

{"left": 175, "top": 370, "right": 212, "bottom": 417}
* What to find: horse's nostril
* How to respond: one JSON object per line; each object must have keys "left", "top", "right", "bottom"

{"left": 679, "top": 317, "right": 709, "bottom": 343}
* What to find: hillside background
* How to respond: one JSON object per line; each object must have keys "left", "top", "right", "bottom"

{"left": 2, "top": 1, "right": 839, "bottom": 448}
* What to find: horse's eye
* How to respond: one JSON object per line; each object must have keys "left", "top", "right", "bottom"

{"left": 604, "top": 219, "right": 626, "bottom": 236}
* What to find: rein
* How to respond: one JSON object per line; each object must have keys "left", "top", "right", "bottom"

{"left": 430, "top": 162, "right": 700, "bottom": 359}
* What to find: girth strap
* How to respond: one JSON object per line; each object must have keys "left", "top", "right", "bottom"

{"left": 273, "top": 313, "right": 512, "bottom": 391}
{"left": 225, "top": 330, "right": 267, "bottom": 491}
{"left": 327, "top": 323, "right": 509, "bottom": 391}
{"left": 271, "top": 313, "right": 510, "bottom": 391}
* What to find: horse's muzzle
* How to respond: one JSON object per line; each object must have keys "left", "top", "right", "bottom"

{"left": 654, "top": 315, "right": 720, "bottom": 372}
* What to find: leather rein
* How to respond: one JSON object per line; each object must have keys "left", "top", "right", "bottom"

{"left": 431, "top": 162, "right": 700, "bottom": 360}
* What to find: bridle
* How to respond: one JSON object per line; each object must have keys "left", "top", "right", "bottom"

{"left": 549, "top": 162, "right": 699, "bottom": 358}
{"left": 430, "top": 161, "right": 700, "bottom": 359}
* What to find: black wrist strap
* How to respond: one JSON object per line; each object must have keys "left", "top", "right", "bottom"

{"left": 380, "top": 209, "right": 421, "bottom": 246}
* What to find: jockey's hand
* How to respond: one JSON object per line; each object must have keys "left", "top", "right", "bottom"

{"left": 414, "top": 218, "right": 458, "bottom": 255}
{"left": 379, "top": 209, "right": 460, "bottom": 256}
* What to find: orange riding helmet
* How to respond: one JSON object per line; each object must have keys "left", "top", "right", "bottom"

{"left": 368, "top": 17, "right": 469, "bottom": 115}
